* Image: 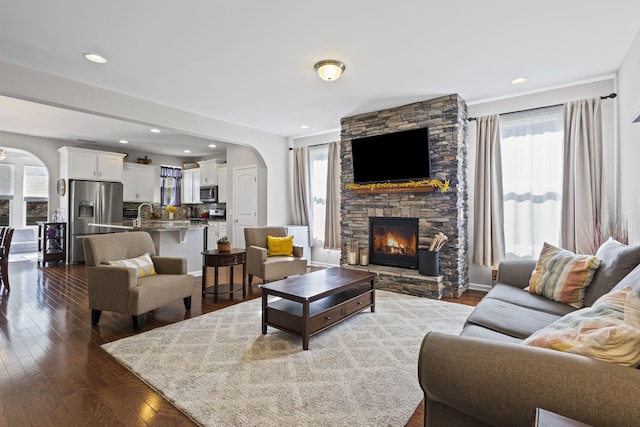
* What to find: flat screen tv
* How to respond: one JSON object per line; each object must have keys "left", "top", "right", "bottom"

{"left": 351, "top": 127, "right": 431, "bottom": 184}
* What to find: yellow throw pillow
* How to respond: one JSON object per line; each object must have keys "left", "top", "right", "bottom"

{"left": 267, "top": 235, "right": 294, "bottom": 257}
{"left": 108, "top": 253, "right": 157, "bottom": 277}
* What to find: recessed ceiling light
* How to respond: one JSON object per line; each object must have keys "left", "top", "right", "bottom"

{"left": 300, "top": 125, "right": 309, "bottom": 129}
{"left": 149, "top": 128, "right": 161, "bottom": 133}
{"left": 510, "top": 77, "right": 528, "bottom": 85}
{"left": 83, "top": 53, "right": 107, "bottom": 64}
{"left": 119, "top": 140, "right": 128, "bottom": 144}
{"left": 208, "top": 144, "right": 217, "bottom": 148}
{"left": 184, "top": 150, "right": 191, "bottom": 153}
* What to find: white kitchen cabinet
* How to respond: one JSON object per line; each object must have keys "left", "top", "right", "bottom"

{"left": 123, "top": 163, "right": 159, "bottom": 202}
{"left": 206, "top": 222, "right": 219, "bottom": 249}
{"left": 59, "top": 146, "right": 125, "bottom": 182}
{"left": 217, "top": 166, "right": 227, "bottom": 203}
{"left": 198, "top": 160, "right": 218, "bottom": 186}
{"left": 182, "top": 168, "right": 201, "bottom": 204}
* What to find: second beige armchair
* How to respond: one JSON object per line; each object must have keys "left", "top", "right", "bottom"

{"left": 244, "top": 226, "right": 307, "bottom": 284}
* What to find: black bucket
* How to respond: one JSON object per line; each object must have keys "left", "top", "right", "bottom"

{"left": 419, "top": 249, "right": 440, "bottom": 276}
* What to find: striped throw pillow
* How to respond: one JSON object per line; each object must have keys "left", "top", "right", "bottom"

{"left": 108, "top": 253, "right": 157, "bottom": 277}
{"left": 528, "top": 242, "right": 601, "bottom": 308}
{"left": 523, "top": 286, "right": 640, "bottom": 367}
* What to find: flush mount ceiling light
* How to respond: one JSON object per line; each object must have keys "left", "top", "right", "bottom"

{"left": 0, "top": 148, "right": 6, "bottom": 160}
{"left": 314, "top": 60, "right": 346, "bottom": 81}
{"left": 118, "top": 140, "right": 128, "bottom": 144}
{"left": 83, "top": 53, "right": 107, "bottom": 64}
{"left": 510, "top": 77, "right": 528, "bottom": 85}
{"left": 208, "top": 144, "right": 217, "bottom": 148}
{"left": 149, "top": 128, "right": 161, "bottom": 133}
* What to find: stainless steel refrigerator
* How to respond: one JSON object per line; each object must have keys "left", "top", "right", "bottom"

{"left": 69, "top": 180, "right": 124, "bottom": 264}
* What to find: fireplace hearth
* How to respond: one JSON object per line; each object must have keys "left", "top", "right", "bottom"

{"left": 369, "top": 217, "right": 419, "bottom": 269}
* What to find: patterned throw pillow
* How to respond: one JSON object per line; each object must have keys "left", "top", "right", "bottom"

{"left": 527, "top": 242, "right": 601, "bottom": 308}
{"left": 267, "top": 235, "right": 294, "bottom": 257}
{"left": 523, "top": 286, "right": 640, "bottom": 367}
{"left": 108, "top": 253, "right": 157, "bottom": 277}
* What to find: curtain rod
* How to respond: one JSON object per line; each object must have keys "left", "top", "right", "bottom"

{"left": 289, "top": 142, "right": 331, "bottom": 150}
{"left": 467, "top": 93, "right": 617, "bottom": 121}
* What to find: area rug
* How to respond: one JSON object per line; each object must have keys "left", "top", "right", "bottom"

{"left": 102, "top": 290, "right": 474, "bottom": 426}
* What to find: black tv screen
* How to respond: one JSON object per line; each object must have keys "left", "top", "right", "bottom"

{"left": 351, "top": 127, "right": 431, "bottom": 184}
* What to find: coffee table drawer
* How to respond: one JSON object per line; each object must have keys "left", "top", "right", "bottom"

{"left": 310, "top": 305, "right": 344, "bottom": 331}
{"left": 345, "top": 292, "right": 372, "bottom": 315}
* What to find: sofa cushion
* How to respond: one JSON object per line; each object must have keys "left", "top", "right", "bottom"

{"left": 267, "top": 235, "right": 294, "bottom": 257}
{"left": 460, "top": 324, "right": 524, "bottom": 344}
{"left": 612, "top": 263, "right": 640, "bottom": 295}
{"left": 527, "top": 242, "right": 600, "bottom": 308}
{"left": 584, "top": 238, "right": 640, "bottom": 307}
{"left": 465, "top": 297, "right": 567, "bottom": 339}
{"left": 109, "top": 253, "right": 157, "bottom": 277}
{"left": 523, "top": 286, "right": 640, "bottom": 367}
{"left": 485, "top": 284, "right": 577, "bottom": 317}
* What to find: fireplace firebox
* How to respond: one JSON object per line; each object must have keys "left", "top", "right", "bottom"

{"left": 369, "top": 217, "right": 419, "bottom": 269}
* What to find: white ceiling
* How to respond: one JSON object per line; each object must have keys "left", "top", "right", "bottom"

{"left": 0, "top": 1, "right": 639, "bottom": 157}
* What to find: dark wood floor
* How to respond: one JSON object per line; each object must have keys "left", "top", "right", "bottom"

{"left": 0, "top": 259, "right": 484, "bottom": 426}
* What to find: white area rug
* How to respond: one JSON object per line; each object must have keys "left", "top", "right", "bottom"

{"left": 102, "top": 290, "right": 473, "bottom": 426}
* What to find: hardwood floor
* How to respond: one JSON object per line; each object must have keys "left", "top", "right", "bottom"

{"left": 0, "top": 260, "right": 484, "bottom": 426}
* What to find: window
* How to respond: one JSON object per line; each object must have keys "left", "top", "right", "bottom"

{"left": 23, "top": 165, "right": 49, "bottom": 225}
{"left": 309, "top": 145, "right": 329, "bottom": 246}
{"left": 499, "top": 106, "right": 563, "bottom": 258}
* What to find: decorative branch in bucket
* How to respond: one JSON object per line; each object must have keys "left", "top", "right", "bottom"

{"left": 428, "top": 232, "right": 448, "bottom": 252}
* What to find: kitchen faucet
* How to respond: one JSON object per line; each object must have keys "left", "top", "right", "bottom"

{"left": 133, "top": 203, "right": 153, "bottom": 228}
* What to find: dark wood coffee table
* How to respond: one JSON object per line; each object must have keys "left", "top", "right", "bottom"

{"left": 261, "top": 267, "right": 376, "bottom": 350}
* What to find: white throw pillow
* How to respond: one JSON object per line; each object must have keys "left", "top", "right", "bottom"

{"left": 522, "top": 286, "right": 640, "bottom": 367}
{"left": 108, "top": 253, "right": 157, "bottom": 277}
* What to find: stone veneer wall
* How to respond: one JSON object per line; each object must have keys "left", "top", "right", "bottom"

{"left": 340, "top": 95, "right": 469, "bottom": 298}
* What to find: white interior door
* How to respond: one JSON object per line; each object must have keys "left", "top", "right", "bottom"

{"left": 232, "top": 165, "right": 258, "bottom": 248}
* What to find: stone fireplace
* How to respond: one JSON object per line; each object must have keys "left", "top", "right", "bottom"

{"left": 340, "top": 94, "right": 469, "bottom": 299}
{"left": 369, "top": 217, "right": 419, "bottom": 269}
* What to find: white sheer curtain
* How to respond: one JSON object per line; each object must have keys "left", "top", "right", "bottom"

{"left": 324, "top": 141, "right": 341, "bottom": 250}
{"left": 309, "top": 145, "right": 328, "bottom": 246}
{"left": 292, "top": 146, "right": 311, "bottom": 226}
{"left": 500, "top": 106, "right": 564, "bottom": 258}
{"left": 561, "top": 97, "right": 603, "bottom": 254}
{"left": 472, "top": 115, "right": 505, "bottom": 267}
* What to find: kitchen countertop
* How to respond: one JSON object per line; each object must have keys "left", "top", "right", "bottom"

{"left": 89, "top": 220, "right": 209, "bottom": 231}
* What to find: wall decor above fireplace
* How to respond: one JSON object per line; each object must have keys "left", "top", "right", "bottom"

{"left": 345, "top": 178, "right": 450, "bottom": 194}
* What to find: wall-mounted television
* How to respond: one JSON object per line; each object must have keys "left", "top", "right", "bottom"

{"left": 350, "top": 127, "right": 431, "bottom": 184}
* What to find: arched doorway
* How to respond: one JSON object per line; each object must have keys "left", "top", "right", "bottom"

{"left": 0, "top": 146, "right": 49, "bottom": 257}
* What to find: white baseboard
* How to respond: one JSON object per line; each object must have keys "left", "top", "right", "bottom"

{"left": 309, "top": 261, "right": 340, "bottom": 268}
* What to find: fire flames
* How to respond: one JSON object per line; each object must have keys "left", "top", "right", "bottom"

{"left": 373, "top": 228, "right": 417, "bottom": 255}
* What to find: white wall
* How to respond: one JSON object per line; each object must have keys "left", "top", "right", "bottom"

{"left": 618, "top": 29, "right": 640, "bottom": 244}
{"left": 467, "top": 79, "right": 617, "bottom": 286}
{"left": 0, "top": 131, "right": 67, "bottom": 219}
{"left": 292, "top": 130, "right": 342, "bottom": 266}
{"left": 0, "top": 60, "right": 291, "bottom": 228}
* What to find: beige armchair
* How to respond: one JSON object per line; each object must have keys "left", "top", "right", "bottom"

{"left": 83, "top": 231, "right": 195, "bottom": 332}
{"left": 244, "top": 226, "right": 307, "bottom": 284}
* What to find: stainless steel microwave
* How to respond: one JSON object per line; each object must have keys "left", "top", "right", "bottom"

{"left": 199, "top": 186, "right": 218, "bottom": 202}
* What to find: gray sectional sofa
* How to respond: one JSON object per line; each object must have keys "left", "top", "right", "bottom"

{"left": 419, "top": 256, "right": 640, "bottom": 427}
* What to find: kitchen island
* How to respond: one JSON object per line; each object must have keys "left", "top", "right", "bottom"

{"left": 88, "top": 220, "right": 206, "bottom": 275}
